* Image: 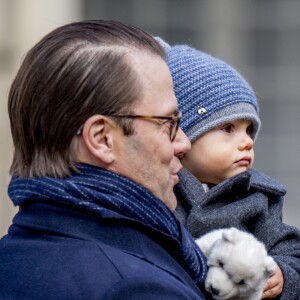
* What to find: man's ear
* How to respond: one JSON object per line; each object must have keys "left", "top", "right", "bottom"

{"left": 81, "top": 115, "right": 116, "bottom": 165}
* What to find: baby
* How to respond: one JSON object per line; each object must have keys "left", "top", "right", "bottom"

{"left": 159, "top": 39, "right": 300, "bottom": 300}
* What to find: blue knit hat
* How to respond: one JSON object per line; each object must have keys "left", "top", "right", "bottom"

{"left": 157, "top": 38, "right": 261, "bottom": 142}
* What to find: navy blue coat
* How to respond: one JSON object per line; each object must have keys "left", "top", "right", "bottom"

{"left": 0, "top": 202, "right": 206, "bottom": 299}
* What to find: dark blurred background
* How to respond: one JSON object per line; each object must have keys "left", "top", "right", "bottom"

{"left": 1, "top": 0, "right": 300, "bottom": 236}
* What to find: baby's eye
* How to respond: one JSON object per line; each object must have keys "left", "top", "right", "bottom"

{"left": 246, "top": 123, "right": 254, "bottom": 136}
{"left": 221, "top": 124, "right": 234, "bottom": 133}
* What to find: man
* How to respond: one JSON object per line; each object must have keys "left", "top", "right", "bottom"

{"left": 0, "top": 20, "right": 207, "bottom": 299}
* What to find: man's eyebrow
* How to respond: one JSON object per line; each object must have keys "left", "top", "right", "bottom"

{"left": 169, "top": 108, "right": 179, "bottom": 116}
{"left": 160, "top": 106, "right": 179, "bottom": 117}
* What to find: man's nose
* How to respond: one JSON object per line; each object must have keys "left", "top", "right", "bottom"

{"left": 173, "top": 128, "right": 191, "bottom": 156}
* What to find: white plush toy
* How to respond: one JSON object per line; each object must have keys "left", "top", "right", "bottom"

{"left": 196, "top": 227, "right": 278, "bottom": 300}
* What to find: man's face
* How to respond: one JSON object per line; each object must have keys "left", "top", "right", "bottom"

{"left": 112, "top": 52, "right": 191, "bottom": 211}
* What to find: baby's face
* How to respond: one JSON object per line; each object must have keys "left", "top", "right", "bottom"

{"left": 181, "top": 119, "right": 254, "bottom": 185}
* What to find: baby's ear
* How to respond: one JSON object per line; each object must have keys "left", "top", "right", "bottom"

{"left": 264, "top": 256, "right": 278, "bottom": 276}
{"left": 222, "top": 227, "right": 240, "bottom": 244}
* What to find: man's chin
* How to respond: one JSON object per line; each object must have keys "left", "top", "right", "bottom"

{"left": 166, "top": 192, "right": 177, "bottom": 212}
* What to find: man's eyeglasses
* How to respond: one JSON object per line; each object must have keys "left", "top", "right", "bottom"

{"left": 109, "top": 112, "right": 181, "bottom": 142}
{"left": 77, "top": 112, "right": 181, "bottom": 142}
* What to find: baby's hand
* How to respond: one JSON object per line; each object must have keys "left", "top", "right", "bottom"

{"left": 261, "top": 267, "right": 284, "bottom": 299}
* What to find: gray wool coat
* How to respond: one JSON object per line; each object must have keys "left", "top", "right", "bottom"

{"left": 175, "top": 168, "right": 300, "bottom": 300}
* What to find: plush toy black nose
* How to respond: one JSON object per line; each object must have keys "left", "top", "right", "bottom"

{"left": 211, "top": 286, "right": 219, "bottom": 296}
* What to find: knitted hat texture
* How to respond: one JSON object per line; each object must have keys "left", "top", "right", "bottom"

{"left": 165, "top": 44, "right": 261, "bottom": 142}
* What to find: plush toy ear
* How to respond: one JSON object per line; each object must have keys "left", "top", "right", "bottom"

{"left": 264, "top": 256, "right": 277, "bottom": 276}
{"left": 222, "top": 227, "right": 240, "bottom": 244}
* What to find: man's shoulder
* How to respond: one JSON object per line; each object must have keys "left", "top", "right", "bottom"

{"left": 0, "top": 221, "right": 205, "bottom": 300}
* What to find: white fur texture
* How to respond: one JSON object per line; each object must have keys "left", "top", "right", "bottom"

{"left": 196, "top": 228, "right": 277, "bottom": 300}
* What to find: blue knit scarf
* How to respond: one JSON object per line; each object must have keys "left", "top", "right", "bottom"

{"left": 8, "top": 164, "right": 207, "bottom": 286}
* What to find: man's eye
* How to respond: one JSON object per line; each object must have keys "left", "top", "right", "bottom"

{"left": 169, "top": 121, "right": 176, "bottom": 128}
{"left": 160, "top": 120, "right": 171, "bottom": 128}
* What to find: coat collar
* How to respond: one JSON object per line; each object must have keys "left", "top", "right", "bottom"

{"left": 177, "top": 168, "right": 286, "bottom": 209}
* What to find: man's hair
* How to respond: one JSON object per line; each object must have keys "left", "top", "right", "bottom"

{"left": 8, "top": 20, "right": 165, "bottom": 178}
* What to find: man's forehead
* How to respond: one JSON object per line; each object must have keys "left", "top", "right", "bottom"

{"left": 127, "top": 50, "right": 165, "bottom": 71}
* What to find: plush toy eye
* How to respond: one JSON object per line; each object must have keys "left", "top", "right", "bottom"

{"left": 219, "top": 261, "right": 224, "bottom": 268}
{"left": 238, "top": 280, "right": 245, "bottom": 285}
